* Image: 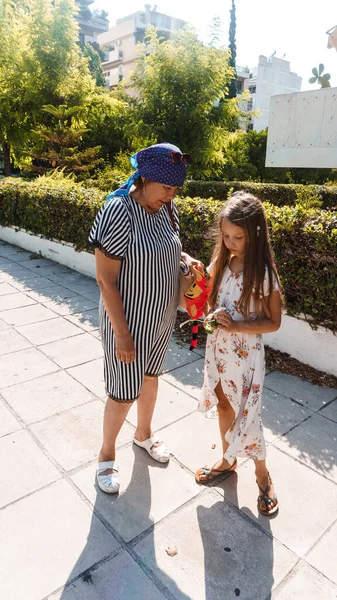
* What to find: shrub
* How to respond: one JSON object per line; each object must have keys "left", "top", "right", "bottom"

{"left": 0, "top": 178, "right": 336, "bottom": 331}
{"left": 181, "top": 180, "right": 337, "bottom": 210}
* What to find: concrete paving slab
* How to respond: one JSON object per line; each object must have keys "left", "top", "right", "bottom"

{"left": 0, "top": 327, "right": 32, "bottom": 356}
{"left": 30, "top": 264, "right": 72, "bottom": 277}
{"left": 30, "top": 401, "right": 134, "bottom": 471}
{"left": 163, "top": 339, "right": 204, "bottom": 373}
{"left": 11, "top": 276, "right": 59, "bottom": 292}
{"left": 67, "top": 358, "right": 105, "bottom": 398}
{"left": 0, "top": 398, "right": 21, "bottom": 437}
{"left": 261, "top": 388, "right": 311, "bottom": 443}
{"left": 264, "top": 372, "right": 337, "bottom": 411}
{"left": 0, "top": 262, "right": 33, "bottom": 275}
{"left": 274, "top": 413, "right": 337, "bottom": 483}
{"left": 273, "top": 560, "right": 337, "bottom": 599}
{"left": 0, "top": 317, "right": 10, "bottom": 331}
{"left": 48, "top": 551, "right": 166, "bottom": 600}
{"left": 79, "top": 289, "right": 100, "bottom": 303}
{"left": 306, "top": 520, "right": 337, "bottom": 585}
{"left": 65, "top": 308, "right": 100, "bottom": 332}
{"left": 47, "top": 273, "right": 94, "bottom": 287}
{"left": 127, "top": 377, "right": 197, "bottom": 431}
{"left": 40, "top": 332, "right": 103, "bottom": 369}
{"left": 320, "top": 398, "right": 337, "bottom": 423}
{"left": 62, "top": 281, "right": 100, "bottom": 297}
{"left": 156, "top": 411, "right": 226, "bottom": 475}
{"left": 0, "top": 347, "right": 59, "bottom": 388}
{"left": 43, "top": 296, "right": 98, "bottom": 317}
{"left": 16, "top": 258, "right": 57, "bottom": 270}
{"left": 0, "top": 269, "right": 42, "bottom": 284}
{"left": 0, "top": 245, "right": 31, "bottom": 259}
{"left": 1, "top": 370, "right": 96, "bottom": 424}
{"left": 0, "top": 480, "right": 119, "bottom": 600}
{"left": 0, "top": 303, "right": 58, "bottom": 326}
{"left": 16, "top": 316, "right": 83, "bottom": 345}
{"left": 220, "top": 445, "right": 337, "bottom": 556}
{"left": 133, "top": 490, "right": 297, "bottom": 600}
{"left": 0, "top": 291, "right": 36, "bottom": 312}
{"left": 71, "top": 445, "right": 201, "bottom": 543}
{"left": 0, "top": 282, "right": 19, "bottom": 295}
{"left": 0, "top": 429, "right": 60, "bottom": 507}
{"left": 162, "top": 358, "right": 205, "bottom": 400}
{"left": 25, "top": 285, "right": 79, "bottom": 303}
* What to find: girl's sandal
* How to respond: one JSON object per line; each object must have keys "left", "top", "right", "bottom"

{"left": 257, "top": 472, "right": 279, "bottom": 516}
{"left": 196, "top": 459, "right": 237, "bottom": 483}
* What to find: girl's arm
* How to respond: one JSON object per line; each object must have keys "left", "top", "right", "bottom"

{"left": 95, "top": 249, "right": 135, "bottom": 363}
{"left": 216, "top": 290, "right": 282, "bottom": 334}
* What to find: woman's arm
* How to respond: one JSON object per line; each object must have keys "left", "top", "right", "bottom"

{"left": 216, "top": 291, "right": 282, "bottom": 335}
{"left": 95, "top": 249, "right": 135, "bottom": 363}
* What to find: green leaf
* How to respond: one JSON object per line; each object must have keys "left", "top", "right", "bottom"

{"left": 318, "top": 63, "right": 324, "bottom": 75}
{"left": 309, "top": 77, "right": 317, "bottom": 84}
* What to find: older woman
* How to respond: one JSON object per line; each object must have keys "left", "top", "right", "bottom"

{"left": 89, "top": 142, "right": 201, "bottom": 494}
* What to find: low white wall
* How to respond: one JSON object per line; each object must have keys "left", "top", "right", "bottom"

{"left": 1, "top": 225, "right": 336, "bottom": 376}
{"left": 0, "top": 226, "right": 96, "bottom": 279}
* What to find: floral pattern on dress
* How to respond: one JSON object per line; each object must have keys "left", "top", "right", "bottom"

{"left": 198, "top": 266, "right": 280, "bottom": 463}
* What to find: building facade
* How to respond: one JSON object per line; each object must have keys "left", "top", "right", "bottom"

{"left": 97, "top": 4, "right": 187, "bottom": 88}
{"left": 75, "top": 0, "right": 109, "bottom": 45}
{"left": 239, "top": 55, "right": 302, "bottom": 131}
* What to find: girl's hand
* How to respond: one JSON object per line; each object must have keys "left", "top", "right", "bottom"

{"left": 115, "top": 333, "right": 136, "bottom": 363}
{"left": 215, "top": 310, "right": 237, "bottom": 333}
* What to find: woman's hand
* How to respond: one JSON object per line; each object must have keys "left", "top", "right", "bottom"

{"left": 115, "top": 333, "right": 136, "bottom": 363}
{"left": 214, "top": 310, "right": 237, "bottom": 333}
{"left": 181, "top": 252, "right": 204, "bottom": 279}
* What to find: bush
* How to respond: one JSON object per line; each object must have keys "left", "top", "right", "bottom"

{"left": 0, "top": 178, "right": 336, "bottom": 331}
{"left": 0, "top": 178, "right": 105, "bottom": 252}
{"left": 181, "top": 181, "right": 337, "bottom": 210}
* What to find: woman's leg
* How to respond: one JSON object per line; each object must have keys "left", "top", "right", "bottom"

{"left": 198, "top": 381, "right": 236, "bottom": 480}
{"left": 134, "top": 375, "right": 160, "bottom": 443}
{"left": 98, "top": 396, "right": 133, "bottom": 474}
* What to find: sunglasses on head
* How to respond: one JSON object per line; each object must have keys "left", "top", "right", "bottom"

{"left": 165, "top": 151, "right": 192, "bottom": 166}
{"left": 148, "top": 151, "right": 192, "bottom": 166}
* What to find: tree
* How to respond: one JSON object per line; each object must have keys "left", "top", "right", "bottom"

{"left": 227, "top": 0, "right": 237, "bottom": 98}
{"left": 30, "top": 104, "right": 101, "bottom": 177}
{"left": 0, "top": 0, "right": 95, "bottom": 175}
{"left": 81, "top": 42, "right": 106, "bottom": 87}
{"left": 130, "top": 27, "right": 236, "bottom": 177}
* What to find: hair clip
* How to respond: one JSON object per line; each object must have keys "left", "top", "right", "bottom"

{"left": 257, "top": 225, "right": 261, "bottom": 237}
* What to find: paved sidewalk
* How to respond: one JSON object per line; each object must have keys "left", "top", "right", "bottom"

{"left": 0, "top": 240, "right": 336, "bottom": 600}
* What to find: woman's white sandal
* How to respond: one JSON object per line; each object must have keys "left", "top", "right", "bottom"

{"left": 96, "top": 461, "right": 120, "bottom": 494}
{"left": 133, "top": 435, "right": 170, "bottom": 463}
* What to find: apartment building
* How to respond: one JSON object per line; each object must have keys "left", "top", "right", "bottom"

{"left": 97, "top": 4, "right": 187, "bottom": 88}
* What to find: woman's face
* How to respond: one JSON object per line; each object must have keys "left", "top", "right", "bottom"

{"left": 221, "top": 217, "right": 246, "bottom": 257}
{"left": 142, "top": 180, "right": 179, "bottom": 212}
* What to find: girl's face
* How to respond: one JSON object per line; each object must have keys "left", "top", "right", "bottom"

{"left": 221, "top": 217, "right": 246, "bottom": 257}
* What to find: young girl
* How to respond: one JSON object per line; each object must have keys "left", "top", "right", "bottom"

{"left": 196, "top": 192, "right": 282, "bottom": 516}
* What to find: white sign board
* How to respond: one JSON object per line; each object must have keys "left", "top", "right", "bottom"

{"left": 266, "top": 87, "right": 337, "bottom": 168}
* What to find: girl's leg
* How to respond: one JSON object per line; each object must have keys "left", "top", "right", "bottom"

{"left": 198, "top": 381, "right": 236, "bottom": 481}
{"left": 98, "top": 396, "right": 133, "bottom": 474}
{"left": 255, "top": 458, "right": 278, "bottom": 512}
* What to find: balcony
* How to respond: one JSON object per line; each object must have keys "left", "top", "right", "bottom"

{"left": 102, "top": 48, "right": 123, "bottom": 64}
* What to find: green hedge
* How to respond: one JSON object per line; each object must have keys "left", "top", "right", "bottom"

{"left": 181, "top": 180, "right": 337, "bottom": 209}
{"left": 0, "top": 178, "right": 336, "bottom": 331}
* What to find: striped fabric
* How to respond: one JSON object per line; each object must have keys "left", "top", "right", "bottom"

{"left": 89, "top": 195, "right": 181, "bottom": 401}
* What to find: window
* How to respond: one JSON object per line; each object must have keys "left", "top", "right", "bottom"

{"left": 249, "top": 86, "right": 256, "bottom": 94}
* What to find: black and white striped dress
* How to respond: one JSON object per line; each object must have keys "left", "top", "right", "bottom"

{"left": 89, "top": 194, "right": 181, "bottom": 401}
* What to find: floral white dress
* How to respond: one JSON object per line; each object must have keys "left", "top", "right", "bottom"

{"left": 198, "top": 265, "right": 279, "bottom": 463}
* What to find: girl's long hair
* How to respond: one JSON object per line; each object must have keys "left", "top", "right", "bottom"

{"left": 209, "top": 192, "right": 282, "bottom": 317}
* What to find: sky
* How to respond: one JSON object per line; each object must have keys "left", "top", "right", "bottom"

{"left": 91, "top": 0, "right": 337, "bottom": 89}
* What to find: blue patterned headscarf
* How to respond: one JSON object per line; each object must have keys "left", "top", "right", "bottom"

{"left": 107, "top": 143, "right": 188, "bottom": 200}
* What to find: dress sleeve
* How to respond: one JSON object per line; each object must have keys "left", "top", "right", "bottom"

{"left": 261, "top": 268, "right": 280, "bottom": 298}
{"left": 88, "top": 197, "right": 131, "bottom": 260}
